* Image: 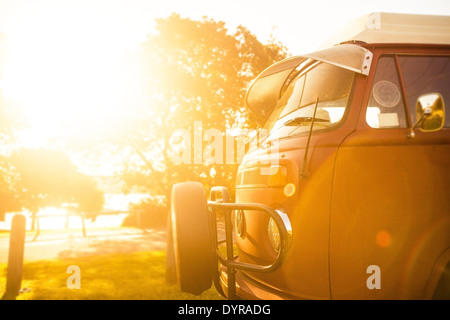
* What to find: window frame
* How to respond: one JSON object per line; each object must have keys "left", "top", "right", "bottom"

{"left": 366, "top": 53, "right": 450, "bottom": 130}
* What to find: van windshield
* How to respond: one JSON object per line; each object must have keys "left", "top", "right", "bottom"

{"left": 263, "top": 62, "right": 355, "bottom": 141}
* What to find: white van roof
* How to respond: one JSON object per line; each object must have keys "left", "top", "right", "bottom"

{"left": 320, "top": 12, "right": 450, "bottom": 48}
{"left": 246, "top": 12, "right": 450, "bottom": 121}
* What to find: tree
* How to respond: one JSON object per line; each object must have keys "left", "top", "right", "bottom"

{"left": 122, "top": 14, "right": 287, "bottom": 207}
{"left": 0, "top": 156, "right": 21, "bottom": 221}
{"left": 0, "top": 33, "right": 26, "bottom": 221}
{"left": 10, "top": 148, "right": 104, "bottom": 228}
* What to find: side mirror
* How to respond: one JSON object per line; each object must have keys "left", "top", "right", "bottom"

{"left": 408, "top": 93, "right": 445, "bottom": 138}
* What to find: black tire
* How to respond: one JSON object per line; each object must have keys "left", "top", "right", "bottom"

{"left": 170, "top": 182, "right": 214, "bottom": 295}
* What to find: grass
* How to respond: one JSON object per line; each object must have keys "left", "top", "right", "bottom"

{"left": 0, "top": 251, "right": 224, "bottom": 300}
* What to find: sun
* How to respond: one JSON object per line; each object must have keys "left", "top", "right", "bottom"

{"left": 1, "top": 6, "right": 144, "bottom": 148}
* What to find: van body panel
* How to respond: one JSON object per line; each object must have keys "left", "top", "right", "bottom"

{"left": 329, "top": 44, "right": 450, "bottom": 299}
{"left": 330, "top": 128, "right": 450, "bottom": 299}
{"left": 235, "top": 134, "right": 359, "bottom": 298}
{"left": 236, "top": 146, "right": 336, "bottom": 299}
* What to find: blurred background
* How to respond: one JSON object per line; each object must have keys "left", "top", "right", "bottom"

{"left": 0, "top": 0, "right": 448, "bottom": 232}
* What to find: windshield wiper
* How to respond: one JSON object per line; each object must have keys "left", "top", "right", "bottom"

{"left": 300, "top": 98, "right": 320, "bottom": 179}
{"left": 260, "top": 101, "right": 327, "bottom": 145}
{"left": 284, "top": 116, "right": 328, "bottom": 126}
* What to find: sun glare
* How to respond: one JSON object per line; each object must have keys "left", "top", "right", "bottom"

{"left": 1, "top": 6, "right": 143, "bottom": 148}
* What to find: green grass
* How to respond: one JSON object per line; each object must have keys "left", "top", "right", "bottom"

{"left": 0, "top": 251, "right": 224, "bottom": 300}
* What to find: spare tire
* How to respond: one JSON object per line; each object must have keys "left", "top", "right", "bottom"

{"left": 170, "top": 182, "right": 214, "bottom": 295}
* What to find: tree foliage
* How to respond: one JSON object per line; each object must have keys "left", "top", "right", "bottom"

{"left": 0, "top": 33, "right": 27, "bottom": 220}
{"left": 124, "top": 14, "right": 287, "bottom": 203}
{"left": 10, "top": 149, "right": 104, "bottom": 217}
{"left": 0, "top": 156, "right": 22, "bottom": 221}
{"left": 0, "top": 17, "right": 289, "bottom": 225}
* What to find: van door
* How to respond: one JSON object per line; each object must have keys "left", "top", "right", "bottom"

{"left": 330, "top": 53, "right": 450, "bottom": 299}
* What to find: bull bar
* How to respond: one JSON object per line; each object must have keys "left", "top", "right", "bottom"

{"left": 208, "top": 186, "right": 293, "bottom": 299}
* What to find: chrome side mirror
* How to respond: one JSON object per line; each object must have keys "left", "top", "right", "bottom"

{"left": 408, "top": 93, "right": 445, "bottom": 138}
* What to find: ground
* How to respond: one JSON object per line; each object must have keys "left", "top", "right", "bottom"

{"left": 0, "top": 227, "right": 166, "bottom": 263}
{"left": 0, "top": 227, "right": 223, "bottom": 300}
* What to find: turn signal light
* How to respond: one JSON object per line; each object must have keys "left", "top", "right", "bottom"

{"left": 267, "top": 165, "right": 287, "bottom": 187}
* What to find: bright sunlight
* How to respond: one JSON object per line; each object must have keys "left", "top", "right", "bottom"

{"left": 0, "top": 0, "right": 448, "bottom": 303}
{"left": 1, "top": 6, "right": 143, "bottom": 148}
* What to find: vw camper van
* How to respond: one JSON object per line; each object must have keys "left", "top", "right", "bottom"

{"left": 167, "top": 12, "right": 450, "bottom": 300}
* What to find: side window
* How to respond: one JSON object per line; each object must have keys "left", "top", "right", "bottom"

{"left": 366, "top": 57, "right": 407, "bottom": 128}
{"left": 398, "top": 56, "right": 450, "bottom": 128}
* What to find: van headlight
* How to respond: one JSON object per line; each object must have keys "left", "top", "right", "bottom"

{"left": 268, "top": 210, "right": 292, "bottom": 254}
{"left": 268, "top": 217, "right": 281, "bottom": 252}
{"left": 234, "top": 210, "right": 246, "bottom": 237}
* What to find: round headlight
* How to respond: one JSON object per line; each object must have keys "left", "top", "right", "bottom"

{"left": 268, "top": 217, "right": 280, "bottom": 252}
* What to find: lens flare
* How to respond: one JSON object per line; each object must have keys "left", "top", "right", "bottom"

{"left": 283, "top": 183, "right": 296, "bottom": 197}
{"left": 376, "top": 230, "right": 391, "bottom": 248}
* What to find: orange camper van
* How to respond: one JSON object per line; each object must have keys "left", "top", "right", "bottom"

{"left": 167, "top": 12, "right": 450, "bottom": 300}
